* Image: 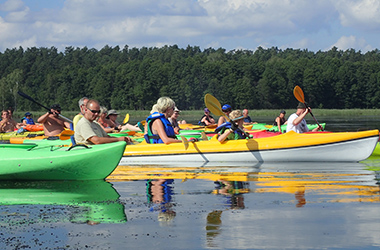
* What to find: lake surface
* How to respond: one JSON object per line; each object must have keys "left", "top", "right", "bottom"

{"left": 1, "top": 117, "right": 380, "bottom": 249}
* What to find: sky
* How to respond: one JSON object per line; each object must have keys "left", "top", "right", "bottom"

{"left": 0, "top": 0, "right": 379, "bottom": 53}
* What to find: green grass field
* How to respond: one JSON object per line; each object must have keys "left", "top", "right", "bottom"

{"left": 12, "top": 109, "right": 380, "bottom": 125}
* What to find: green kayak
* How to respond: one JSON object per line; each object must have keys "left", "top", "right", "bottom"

{"left": 0, "top": 180, "right": 127, "bottom": 224}
{"left": 250, "top": 123, "right": 326, "bottom": 133}
{"left": 0, "top": 141, "right": 126, "bottom": 180}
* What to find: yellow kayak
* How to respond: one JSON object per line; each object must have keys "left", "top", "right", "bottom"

{"left": 121, "top": 130, "right": 379, "bottom": 164}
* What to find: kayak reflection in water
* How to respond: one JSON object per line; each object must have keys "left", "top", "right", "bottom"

{"left": 146, "top": 179, "right": 176, "bottom": 225}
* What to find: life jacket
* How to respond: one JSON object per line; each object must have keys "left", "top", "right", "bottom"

{"left": 21, "top": 117, "right": 35, "bottom": 125}
{"left": 144, "top": 112, "right": 177, "bottom": 143}
{"left": 214, "top": 122, "right": 248, "bottom": 139}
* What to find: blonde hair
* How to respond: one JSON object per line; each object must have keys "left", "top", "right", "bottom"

{"left": 229, "top": 110, "right": 243, "bottom": 120}
{"left": 155, "top": 97, "right": 175, "bottom": 113}
{"left": 150, "top": 104, "right": 158, "bottom": 114}
{"left": 99, "top": 106, "right": 108, "bottom": 116}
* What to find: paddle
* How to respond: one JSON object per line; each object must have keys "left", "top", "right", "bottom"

{"left": 122, "top": 113, "right": 129, "bottom": 125}
{"left": 293, "top": 85, "right": 323, "bottom": 131}
{"left": 204, "top": 94, "right": 249, "bottom": 137}
{"left": 59, "top": 129, "right": 75, "bottom": 140}
{"left": 18, "top": 91, "right": 73, "bottom": 123}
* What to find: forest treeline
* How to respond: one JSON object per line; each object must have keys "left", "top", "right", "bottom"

{"left": 1, "top": 45, "right": 380, "bottom": 112}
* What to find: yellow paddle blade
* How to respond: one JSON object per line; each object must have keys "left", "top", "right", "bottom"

{"left": 204, "top": 94, "right": 227, "bottom": 118}
{"left": 180, "top": 135, "right": 189, "bottom": 150}
{"left": 293, "top": 85, "right": 305, "bottom": 103}
{"left": 59, "top": 129, "right": 74, "bottom": 140}
{"left": 122, "top": 113, "right": 130, "bottom": 125}
{"left": 201, "top": 132, "right": 208, "bottom": 141}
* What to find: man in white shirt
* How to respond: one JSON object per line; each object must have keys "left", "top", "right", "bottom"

{"left": 74, "top": 99, "right": 132, "bottom": 145}
{"left": 286, "top": 102, "right": 322, "bottom": 133}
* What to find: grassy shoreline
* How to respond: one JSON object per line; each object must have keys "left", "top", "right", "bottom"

{"left": 11, "top": 109, "right": 380, "bottom": 123}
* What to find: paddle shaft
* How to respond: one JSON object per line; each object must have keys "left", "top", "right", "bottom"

{"left": 18, "top": 91, "right": 73, "bottom": 123}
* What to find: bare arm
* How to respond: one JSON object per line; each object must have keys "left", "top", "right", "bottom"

{"left": 152, "top": 119, "right": 181, "bottom": 144}
{"left": 292, "top": 110, "right": 308, "bottom": 126}
{"left": 275, "top": 117, "right": 282, "bottom": 133}
{"left": 88, "top": 135, "right": 131, "bottom": 145}
{"left": 218, "top": 129, "right": 233, "bottom": 143}
{"left": 37, "top": 112, "right": 50, "bottom": 123}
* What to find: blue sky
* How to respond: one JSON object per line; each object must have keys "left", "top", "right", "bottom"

{"left": 0, "top": 0, "right": 379, "bottom": 53}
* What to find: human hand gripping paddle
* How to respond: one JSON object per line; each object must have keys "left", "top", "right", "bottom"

{"left": 293, "top": 85, "right": 323, "bottom": 131}
{"left": 18, "top": 91, "right": 73, "bottom": 124}
{"left": 204, "top": 94, "right": 250, "bottom": 137}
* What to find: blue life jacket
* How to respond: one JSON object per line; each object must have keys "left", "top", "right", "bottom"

{"left": 144, "top": 112, "right": 177, "bottom": 143}
{"left": 21, "top": 117, "right": 35, "bottom": 125}
{"left": 214, "top": 122, "right": 247, "bottom": 139}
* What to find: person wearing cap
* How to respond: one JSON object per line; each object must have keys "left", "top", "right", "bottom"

{"left": 22, "top": 112, "right": 35, "bottom": 125}
{"left": 37, "top": 104, "right": 71, "bottom": 136}
{"left": 75, "top": 99, "right": 132, "bottom": 145}
{"left": 0, "top": 109, "right": 21, "bottom": 132}
{"left": 218, "top": 104, "right": 232, "bottom": 126}
{"left": 216, "top": 109, "right": 249, "bottom": 143}
{"left": 145, "top": 97, "right": 182, "bottom": 144}
{"left": 106, "top": 109, "right": 141, "bottom": 132}
{"left": 106, "top": 109, "right": 123, "bottom": 131}
{"left": 273, "top": 110, "right": 287, "bottom": 133}
{"left": 199, "top": 108, "right": 215, "bottom": 126}
{"left": 286, "top": 103, "right": 322, "bottom": 133}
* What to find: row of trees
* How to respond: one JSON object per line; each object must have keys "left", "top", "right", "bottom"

{"left": 1, "top": 45, "right": 380, "bottom": 112}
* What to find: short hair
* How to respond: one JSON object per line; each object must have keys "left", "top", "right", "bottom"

{"left": 155, "top": 97, "right": 175, "bottom": 113}
{"left": 78, "top": 97, "right": 89, "bottom": 108}
{"left": 229, "top": 109, "right": 243, "bottom": 120}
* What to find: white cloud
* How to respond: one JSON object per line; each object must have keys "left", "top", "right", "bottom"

{"left": 331, "top": 35, "right": 373, "bottom": 52}
{"left": 335, "top": 0, "right": 380, "bottom": 30}
{"left": 0, "top": 0, "right": 378, "bottom": 52}
{"left": 0, "top": 0, "right": 25, "bottom": 12}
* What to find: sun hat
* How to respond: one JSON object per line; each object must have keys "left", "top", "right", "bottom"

{"left": 107, "top": 109, "right": 119, "bottom": 115}
{"left": 25, "top": 112, "right": 32, "bottom": 116}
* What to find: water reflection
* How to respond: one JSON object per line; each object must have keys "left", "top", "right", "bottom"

{"left": 0, "top": 180, "right": 127, "bottom": 225}
{"left": 146, "top": 179, "right": 176, "bottom": 225}
{"left": 109, "top": 161, "right": 380, "bottom": 205}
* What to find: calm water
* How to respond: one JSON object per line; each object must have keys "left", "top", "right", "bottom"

{"left": 1, "top": 117, "right": 380, "bottom": 249}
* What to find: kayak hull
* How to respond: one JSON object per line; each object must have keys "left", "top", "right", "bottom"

{"left": 0, "top": 141, "right": 126, "bottom": 180}
{"left": 121, "top": 130, "right": 379, "bottom": 164}
{"left": 0, "top": 131, "right": 44, "bottom": 140}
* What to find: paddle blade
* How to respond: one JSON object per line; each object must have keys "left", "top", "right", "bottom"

{"left": 180, "top": 135, "right": 189, "bottom": 150}
{"left": 122, "top": 113, "right": 130, "bottom": 125}
{"left": 293, "top": 85, "right": 305, "bottom": 103}
{"left": 59, "top": 130, "right": 75, "bottom": 140}
{"left": 201, "top": 132, "right": 208, "bottom": 141}
{"left": 204, "top": 94, "right": 224, "bottom": 117}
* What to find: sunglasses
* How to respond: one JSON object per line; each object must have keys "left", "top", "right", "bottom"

{"left": 88, "top": 108, "right": 101, "bottom": 114}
